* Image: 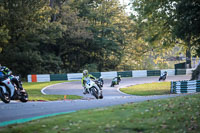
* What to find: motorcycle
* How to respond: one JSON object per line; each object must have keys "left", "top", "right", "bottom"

{"left": 84, "top": 77, "right": 103, "bottom": 99}
{"left": 97, "top": 76, "right": 104, "bottom": 88}
{"left": 159, "top": 72, "right": 167, "bottom": 81}
{"left": 110, "top": 76, "right": 121, "bottom": 87}
{"left": 0, "top": 74, "right": 28, "bottom": 103}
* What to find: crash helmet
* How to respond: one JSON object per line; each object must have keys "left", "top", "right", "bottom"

{"left": 83, "top": 70, "right": 89, "bottom": 77}
{"left": 164, "top": 71, "right": 167, "bottom": 74}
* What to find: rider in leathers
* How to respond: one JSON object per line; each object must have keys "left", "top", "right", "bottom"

{"left": 81, "top": 70, "right": 96, "bottom": 94}
{"left": 0, "top": 64, "right": 24, "bottom": 92}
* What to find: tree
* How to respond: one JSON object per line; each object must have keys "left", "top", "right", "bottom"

{"left": 56, "top": 4, "right": 94, "bottom": 72}
{"left": 131, "top": 0, "right": 200, "bottom": 68}
{"left": 0, "top": 0, "right": 63, "bottom": 77}
{"left": 173, "top": 0, "right": 200, "bottom": 67}
{"left": 70, "top": 0, "right": 129, "bottom": 71}
{"left": 0, "top": 2, "right": 10, "bottom": 52}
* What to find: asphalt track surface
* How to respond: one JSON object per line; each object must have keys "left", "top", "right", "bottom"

{"left": 0, "top": 75, "right": 191, "bottom": 124}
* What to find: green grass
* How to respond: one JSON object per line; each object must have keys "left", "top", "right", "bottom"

{"left": 22, "top": 81, "right": 82, "bottom": 101}
{"left": 0, "top": 93, "right": 200, "bottom": 133}
{"left": 120, "top": 82, "right": 171, "bottom": 96}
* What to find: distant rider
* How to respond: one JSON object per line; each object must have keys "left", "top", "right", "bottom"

{"left": 116, "top": 75, "right": 121, "bottom": 84}
{"left": 81, "top": 70, "right": 96, "bottom": 94}
{"left": 162, "top": 71, "right": 167, "bottom": 76}
{"left": 113, "top": 75, "right": 121, "bottom": 85}
{"left": 0, "top": 64, "right": 24, "bottom": 92}
{"left": 159, "top": 71, "right": 167, "bottom": 81}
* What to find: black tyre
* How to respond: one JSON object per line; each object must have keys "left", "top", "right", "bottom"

{"left": 0, "top": 88, "right": 10, "bottom": 103}
{"left": 91, "top": 87, "right": 99, "bottom": 99}
{"left": 20, "top": 91, "right": 28, "bottom": 102}
{"left": 111, "top": 82, "right": 114, "bottom": 87}
{"left": 99, "top": 94, "right": 103, "bottom": 99}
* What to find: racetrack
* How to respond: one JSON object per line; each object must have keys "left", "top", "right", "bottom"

{"left": 0, "top": 75, "right": 191, "bottom": 125}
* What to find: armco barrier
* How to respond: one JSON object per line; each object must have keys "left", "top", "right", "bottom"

{"left": 28, "top": 74, "right": 50, "bottom": 82}
{"left": 171, "top": 80, "right": 200, "bottom": 93}
{"left": 50, "top": 74, "right": 68, "bottom": 81}
{"left": 90, "top": 72, "right": 101, "bottom": 78}
{"left": 175, "top": 69, "right": 186, "bottom": 75}
{"left": 186, "top": 69, "right": 193, "bottom": 75}
{"left": 132, "top": 70, "right": 147, "bottom": 77}
{"left": 67, "top": 73, "right": 82, "bottom": 81}
{"left": 161, "top": 69, "right": 175, "bottom": 76}
{"left": 27, "top": 68, "right": 194, "bottom": 82}
{"left": 101, "top": 71, "right": 117, "bottom": 79}
{"left": 117, "top": 71, "right": 132, "bottom": 77}
{"left": 147, "top": 70, "right": 161, "bottom": 76}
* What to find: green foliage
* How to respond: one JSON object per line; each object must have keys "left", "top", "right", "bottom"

{"left": 174, "top": 0, "right": 200, "bottom": 42}
{"left": 131, "top": 0, "right": 200, "bottom": 68}
{"left": 0, "top": 0, "right": 136, "bottom": 77}
{"left": 81, "top": 63, "right": 98, "bottom": 72}
{"left": 2, "top": 0, "right": 196, "bottom": 77}
{"left": 69, "top": 0, "right": 128, "bottom": 71}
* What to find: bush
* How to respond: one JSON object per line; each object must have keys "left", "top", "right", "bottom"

{"left": 81, "top": 63, "right": 98, "bottom": 72}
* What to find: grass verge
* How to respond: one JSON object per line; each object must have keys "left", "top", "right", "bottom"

{"left": 22, "top": 81, "right": 82, "bottom": 101}
{"left": 120, "top": 82, "right": 170, "bottom": 96}
{"left": 0, "top": 93, "right": 200, "bottom": 133}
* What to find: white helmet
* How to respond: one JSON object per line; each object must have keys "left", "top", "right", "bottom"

{"left": 83, "top": 70, "right": 88, "bottom": 76}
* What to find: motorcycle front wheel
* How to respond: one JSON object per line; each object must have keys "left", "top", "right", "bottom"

{"left": 91, "top": 87, "right": 99, "bottom": 99}
{"left": 0, "top": 88, "right": 10, "bottom": 103}
{"left": 19, "top": 91, "right": 28, "bottom": 102}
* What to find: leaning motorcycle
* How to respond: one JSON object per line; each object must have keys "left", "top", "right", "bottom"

{"left": 0, "top": 75, "right": 28, "bottom": 103}
{"left": 110, "top": 76, "right": 121, "bottom": 87}
{"left": 84, "top": 78, "right": 103, "bottom": 99}
{"left": 159, "top": 72, "right": 167, "bottom": 81}
{"left": 97, "top": 76, "right": 104, "bottom": 87}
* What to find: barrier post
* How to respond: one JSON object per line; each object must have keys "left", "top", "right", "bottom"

{"left": 170, "top": 81, "right": 174, "bottom": 93}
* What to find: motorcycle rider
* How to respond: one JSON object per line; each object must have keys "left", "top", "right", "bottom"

{"left": 0, "top": 64, "right": 24, "bottom": 92}
{"left": 81, "top": 70, "right": 96, "bottom": 94}
{"left": 117, "top": 75, "right": 121, "bottom": 84}
{"left": 162, "top": 71, "right": 167, "bottom": 77}
{"left": 159, "top": 71, "right": 167, "bottom": 81}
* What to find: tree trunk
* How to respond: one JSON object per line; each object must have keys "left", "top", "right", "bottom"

{"left": 186, "top": 37, "right": 192, "bottom": 68}
{"left": 50, "top": 0, "right": 57, "bottom": 22}
{"left": 186, "top": 49, "right": 191, "bottom": 68}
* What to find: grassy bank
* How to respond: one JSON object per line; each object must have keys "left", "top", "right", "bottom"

{"left": 120, "top": 82, "right": 170, "bottom": 96}
{"left": 0, "top": 93, "right": 200, "bottom": 132}
{"left": 23, "top": 81, "right": 82, "bottom": 101}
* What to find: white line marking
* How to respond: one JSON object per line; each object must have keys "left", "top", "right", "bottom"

{"left": 41, "top": 82, "right": 69, "bottom": 95}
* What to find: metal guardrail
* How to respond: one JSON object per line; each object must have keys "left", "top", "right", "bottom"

{"left": 28, "top": 69, "right": 194, "bottom": 82}
{"left": 171, "top": 80, "right": 200, "bottom": 94}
